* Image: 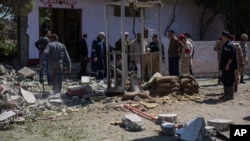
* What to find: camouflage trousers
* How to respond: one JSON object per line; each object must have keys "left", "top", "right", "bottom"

{"left": 181, "top": 57, "right": 191, "bottom": 75}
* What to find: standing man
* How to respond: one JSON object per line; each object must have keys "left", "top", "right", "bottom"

{"left": 130, "top": 33, "right": 147, "bottom": 79}
{"left": 40, "top": 34, "right": 71, "bottom": 95}
{"left": 233, "top": 43, "right": 244, "bottom": 92}
{"left": 35, "top": 28, "right": 51, "bottom": 84}
{"left": 219, "top": 31, "right": 237, "bottom": 101}
{"left": 78, "top": 34, "right": 88, "bottom": 78}
{"left": 167, "top": 30, "right": 183, "bottom": 76}
{"left": 148, "top": 34, "right": 165, "bottom": 60}
{"left": 239, "top": 34, "right": 248, "bottom": 83}
{"left": 178, "top": 34, "right": 193, "bottom": 75}
{"left": 183, "top": 32, "right": 194, "bottom": 75}
{"left": 213, "top": 38, "right": 223, "bottom": 84}
{"left": 91, "top": 32, "right": 106, "bottom": 80}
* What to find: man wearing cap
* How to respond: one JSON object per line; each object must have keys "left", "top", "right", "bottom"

{"left": 115, "top": 32, "right": 131, "bottom": 67}
{"left": 178, "top": 34, "right": 193, "bottom": 75}
{"left": 167, "top": 30, "right": 184, "bottom": 76}
{"left": 239, "top": 33, "right": 248, "bottom": 83}
{"left": 91, "top": 32, "right": 106, "bottom": 80}
{"left": 219, "top": 31, "right": 237, "bottom": 101}
{"left": 78, "top": 34, "right": 88, "bottom": 78}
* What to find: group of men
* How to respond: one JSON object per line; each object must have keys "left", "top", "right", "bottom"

{"left": 167, "top": 30, "right": 194, "bottom": 77}
{"left": 35, "top": 29, "right": 71, "bottom": 97}
{"left": 36, "top": 28, "right": 248, "bottom": 101}
{"left": 213, "top": 31, "right": 248, "bottom": 101}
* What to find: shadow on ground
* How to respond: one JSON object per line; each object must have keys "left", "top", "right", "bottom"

{"left": 131, "top": 135, "right": 179, "bottom": 141}
{"left": 243, "top": 116, "right": 250, "bottom": 121}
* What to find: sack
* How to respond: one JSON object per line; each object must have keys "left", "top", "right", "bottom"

{"left": 128, "top": 61, "right": 137, "bottom": 71}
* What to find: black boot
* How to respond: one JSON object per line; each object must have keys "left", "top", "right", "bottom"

{"left": 234, "top": 84, "right": 238, "bottom": 93}
{"left": 240, "top": 75, "right": 245, "bottom": 84}
{"left": 228, "top": 86, "right": 234, "bottom": 100}
{"left": 218, "top": 77, "right": 222, "bottom": 85}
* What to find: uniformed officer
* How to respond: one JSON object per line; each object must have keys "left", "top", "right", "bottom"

{"left": 219, "top": 31, "right": 237, "bottom": 101}
{"left": 40, "top": 34, "right": 71, "bottom": 95}
{"left": 239, "top": 34, "right": 248, "bottom": 83}
{"left": 178, "top": 34, "right": 193, "bottom": 75}
{"left": 213, "top": 38, "right": 223, "bottom": 84}
{"left": 91, "top": 32, "right": 106, "bottom": 80}
{"left": 233, "top": 43, "right": 244, "bottom": 92}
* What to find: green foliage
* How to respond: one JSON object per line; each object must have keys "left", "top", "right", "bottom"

{"left": 194, "top": 0, "right": 250, "bottom": 40}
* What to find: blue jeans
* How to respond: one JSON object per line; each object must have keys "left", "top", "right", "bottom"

{"left": 40, "top": 59, "right": 50, "bottom": 83}
{"left": 168, "top": 56, "right": 180, "bottom": 76}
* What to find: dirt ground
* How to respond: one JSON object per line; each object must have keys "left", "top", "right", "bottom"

{"left": 1, "top": 77, "right": 250, "bottom": 141}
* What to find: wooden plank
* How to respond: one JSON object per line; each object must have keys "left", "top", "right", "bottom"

{"left": 0, "top": 111, "right": 16, "bottom": 122}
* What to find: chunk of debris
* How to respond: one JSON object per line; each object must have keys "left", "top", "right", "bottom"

{"left": 180, "top": 117, "right": 212, "bottom": 141}
{"left": 17, "top": 67, "right": 37, "bottom": 78}
{"left": 122, "top": 113, "right": 145, "bottom": 131}
{"left": 158, "top": 113, "right": 177, "bottom": 123}
{"left": 20, "top": 87, "right": 36, "bottom": 105}
{"left": 161, "top": 122, "right": 176, "bottom": 136}
{"left": 0, "top": 110, "right": 16, "bottom": 123}
{"left": 207, "top": 119, "right": 233, "bottom": 132}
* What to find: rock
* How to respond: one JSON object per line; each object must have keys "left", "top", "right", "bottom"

{"left": 0, "top": 65, "right": 7, "bottom": 75}
{"left": 17, "top": 67, "right": 37, "bottom": 78}
{"left": 122, "top": 113, "right": 145, "bottom": 131}
{"left": 207, "top": 119, "right": 233, "bottom": 131}
{"left": 20, "top": 87, "right": 36, "bottom": 105}
{"left": 161, "top": 122, "right": 176, "bottom": 136}
{"left": 0, "top": 110, "right": 16, "bottom": 122}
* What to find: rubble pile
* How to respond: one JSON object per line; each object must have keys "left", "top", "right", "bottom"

{"left": 141, "top": 73, "right": 200, "bottom": 96}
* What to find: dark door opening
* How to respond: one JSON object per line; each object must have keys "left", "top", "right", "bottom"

{"left": 39, "top": 8, "right": 82, "bottom": 60}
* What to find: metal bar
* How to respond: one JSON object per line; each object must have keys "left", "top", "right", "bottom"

{"left": 140, "top": 8, "right": 144, "bottom": 81}
{"left": 121, "top": 0, "right": 126, "bottom": 91}
{"left": 158, "top": 7, "right": 162, "bottom": 73}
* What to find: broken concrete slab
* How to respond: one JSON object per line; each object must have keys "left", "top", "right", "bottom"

{"left": 0, "top": 110, "right": 16, "bottom": 122}
{"left": 20, "top": 87, "right": 36, "bottom": 105}
{"left": 17, "top": 67, "right": 37, "bottom": 78}
{"left": 122, "top": 113, "right": 145, "bottom": 131}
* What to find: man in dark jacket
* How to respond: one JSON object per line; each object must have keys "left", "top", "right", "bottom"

{"left": 219, "top": 31, "right": 237, "bottom": 101}
{"left": 40, "top": 34, "right": 71, "bottom": 95}
{"left": 91, "top": 32, "right": 106, "bottom": 80}
{"left": 78, "top": 34, "right": 88, "bottom": 78}
{"left": 35, "top": 29, "right": 51, "bottom": 84}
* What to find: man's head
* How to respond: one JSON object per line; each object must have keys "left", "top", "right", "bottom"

{"left": 178, "top": 34, "right": 186, "bottom": 43}
{"left": 221, "top": 31, "right": 230, "bottom": 43}
{"left": 152, "top": 34, "right": 158, "bottom": 41}
{"left": 136, "top": 33, "right": 141, "bottom": 41}
{"left": 241, "top": 34, "right": 248, "bottom": 42}
{"left": 183, "top": 32, "right": 191, "bottom": 39}
{"left": 98, "top": 32, "right": 105, "bottom": 41}
{"left": 49, "top": 34, "right": 58, "bottom": 42}
{"left": 44, "top": 28, "right": 51, "bottom": 37}
{"left": 83, "top": 34, "right": 87, "bottom": 38}
{"left": 168, "top": 29, "right": 175, "bottom": 39}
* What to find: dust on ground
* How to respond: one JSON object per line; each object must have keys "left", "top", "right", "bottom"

{"left": 1, "top": 78, "right": 250, "bottom": 141}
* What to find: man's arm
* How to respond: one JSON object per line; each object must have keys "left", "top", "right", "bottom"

{"left": 63, "top": 44, "right": 72, "bottom": 71}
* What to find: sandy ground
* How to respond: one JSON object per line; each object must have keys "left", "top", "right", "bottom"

{"left": 1, "top": 78, "right": 250, "bottom": 141}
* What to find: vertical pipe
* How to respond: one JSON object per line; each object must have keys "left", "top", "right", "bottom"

{"left": 158, "top": 6, "right": 162, "bottom": 73}
{"left": 140, "top": 8, "right": 144, "bottom": 81}
{"left": 104, "top": 5, "right": 111, "bottom": 88}
{"left": 121, "top": 0, "right": 127, "bottom": 91}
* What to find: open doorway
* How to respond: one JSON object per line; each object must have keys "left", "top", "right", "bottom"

{"left": 39, "top": 8, "right": 82, "bottom": 60}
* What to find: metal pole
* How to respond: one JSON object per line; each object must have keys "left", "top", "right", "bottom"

{"left": 140, "top": 8, "right": 144, "bottom": 81}
{"left": 158, "top": 6, "right": 162, "bottom": 74}
{"left": 104, "top": 5, "right": 111, "bottom": 88}
{"left": 121, "top": 0, "right": 126, "bottom": 91}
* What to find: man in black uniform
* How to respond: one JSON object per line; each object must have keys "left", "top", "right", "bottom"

{"left": 219, "top": 31, "right": 237, "bottom": 101}
{"left": 148, "top": 34, "right": 165, "bottom": 62}
{"left": 91, "top": 32, "right": 106, "bottom": 80}
{"left": 78, "top": 34, "right": 88, "bottom": 78}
